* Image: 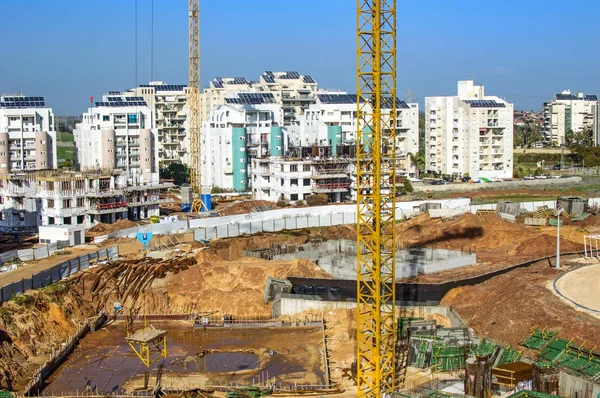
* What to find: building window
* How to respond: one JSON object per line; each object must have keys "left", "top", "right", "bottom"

{"left": 128, "top": 114, "right": 138, "bottom": 124}
{"left": 290, "top": 165, "right": 298, "bottom": 172}
{"left": 303, "top": 164, "right": 310, "bottom": 172}
{"left": 280, "top": 164, "right": 284, "bottom": 172}
{"left": 280, "top": 179, "right": 284, "bottom": 186}
{"left": 61, "top": 181, "right": 69, "bottom": 191}
{"left": 77, "top": 198, "right": 84, "bottom": 207}
{"left": 103, "top": 115, "right": 110, "bottom": 121}
{"left": 291, "top": 194, "right": 298, "bottom": 201}
{"left": 291, "top": 179, "right": 298, "bottom": 185}
{"left": 63, "top": 199, "right": 72, "bottom": 208}
{"left": 303, "top": 178, "right": 310, "bottom": 186}
{"left": 48, "top": 200, "right": 55, "bottom": 208}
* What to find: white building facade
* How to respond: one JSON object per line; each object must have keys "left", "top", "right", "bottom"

{"left": 74, "top": 94, "right": 159, "bottom": 183}
{"left": 129, "top": 82, "right": 189, "bottom": 164}
{"left": 425, "top": 81, "right": 514, "bottom": 179}
{"left": 0, "top": 96, "right": 57, "bottom": 172}
{"left": 541, "top": 90, "right": 599, "bottom": 146}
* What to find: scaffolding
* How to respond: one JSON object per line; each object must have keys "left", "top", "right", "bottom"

{"left": 126, "top": 327, "right": 168, "bottom": 367}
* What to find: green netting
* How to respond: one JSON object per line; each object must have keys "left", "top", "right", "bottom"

{"left": 497, "top": 345, "right": 523, "bottom": 366}
{"left": 432, "top": 344, "right": 468, "bottom": 371}
{"left": 398, "top": 316, "right": 424, "bottom": 339}
{"left": 507, "top": 391, "right": 562, "bottom": 398}
{"left": 521, "top": 329, "right": 558, "bottom": 350}
{"left": 539, "top": 338, "right": 569, "bottom": 363}
{"left": 556, "top": 343, "right": 600, "bottom": 378}
{"left": 472, "top": 338, "right": 498, "bottom": 357}
{"left": 413, "top": 339, "right": 431, "bottom": 368}
{"left": 0, "top": 392, "right": 14, "bottom": 398}
{"left": 571, "top": 212, "right": 590, "bottom": 222}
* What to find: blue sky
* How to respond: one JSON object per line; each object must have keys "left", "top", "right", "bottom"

{"left": 1, "top": 0, "right": 599, "bottom": 115}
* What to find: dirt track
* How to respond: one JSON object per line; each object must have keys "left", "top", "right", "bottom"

{"left": 554, "top": 261, "right": 600, "bottom": 313}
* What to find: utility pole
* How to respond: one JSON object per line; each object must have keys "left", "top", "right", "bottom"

{"left": 555, "top": 202, "right": 563, "bottom": 269}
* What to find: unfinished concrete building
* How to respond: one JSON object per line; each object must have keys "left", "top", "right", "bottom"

{"left": 0, "top": 170, "right": 174, "bottom": 231}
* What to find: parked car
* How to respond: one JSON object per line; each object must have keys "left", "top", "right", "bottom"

{"left": 522, "top": 175, "right": 535, "bottom": 180}
{"left": 560, "top": 175, "right": 573, "bottom": 179}
{"left": 489, "top": 177, "right": 503, "bottom": 182}
{"left": 461, "top": 176, "right": 471, "bottom": 183}
{"left": 552, "top": 164, "right": 561, "bottom": 170}
{"left": 438, "top": 180, "right": 449, "bottom": 185}
{"left": 535, "top": 174, "right": 548, "bottom": 179}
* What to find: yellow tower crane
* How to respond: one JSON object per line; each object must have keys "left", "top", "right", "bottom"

{"left": 356, "top": 0, "right": 398, "bottom": 396}
{"left": 188, "top": 0, "right": 207, "bottom": 212}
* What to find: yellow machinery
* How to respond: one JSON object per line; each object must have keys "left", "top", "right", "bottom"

{"left": 356, "top": 0, "right": 398, "bottom": 396}
{"left": 188, "top": 0, "right": 207, "bottom": 213}
{"left": 126, "top": 327, "right": 167, "bottom": 367}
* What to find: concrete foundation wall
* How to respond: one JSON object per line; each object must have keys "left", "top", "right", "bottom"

{"left": 272, "top": 240, "right": 476, "bottom": 279}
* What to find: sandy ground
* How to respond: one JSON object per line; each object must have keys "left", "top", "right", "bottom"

{"left": 554, "top": 261, "right": 600, "bottom": 313}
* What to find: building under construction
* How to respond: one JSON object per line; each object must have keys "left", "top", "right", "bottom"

{"left": 0, "top": 170, "right": 174, "bottom": 231}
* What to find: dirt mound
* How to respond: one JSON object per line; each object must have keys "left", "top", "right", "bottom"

{"left": 155, "top": 255, "right": 331, "bottom": 316}
{"left": 397, "top": 212, "right": 584, "bottom": 263}
{"left": 218, "top": 200, "right": 281, "bottom": 216}
{"left": 442, "top": 254, "right": 600, "bottom": 348}
{"left": 87, "top": 219, "right": 137, "bottom": 236}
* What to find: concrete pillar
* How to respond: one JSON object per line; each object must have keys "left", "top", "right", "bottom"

{"left": 0, "top": 132, "right": 9, "bottom": 173}
{"left": 464, "top": 353, "right": 494, "bottom": 398}
{"left": 139, "top": 128, "right": 153, "bottom": 178}
{"left": 533, "top": 363, "right": 560, "bottom": 395}
{"left": 35, "top": 131, "right": 49, "bottom": 169}
{"left": 101, "top": 129, "right": 116, "bottom": 171}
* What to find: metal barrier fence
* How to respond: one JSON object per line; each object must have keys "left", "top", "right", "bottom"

{"left": 0, "top": 246, "right": 119, "bottom": 304}
{"left": 0, "top": 241, "right": 71, "bottom": 264}
{"left": 193, "top": 212, "right": 356, "bottom": 241}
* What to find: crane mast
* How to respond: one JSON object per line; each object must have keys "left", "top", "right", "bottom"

{"left": 188, "top": 0, "right": 204, "bottom": 211}
{"left": 356, "top": 0, "right": 398, "bottom": 396}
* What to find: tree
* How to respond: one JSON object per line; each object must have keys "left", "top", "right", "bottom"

{"left": 570, "top": 126, "right": 594, "bottom": 148}
{"left": 407, "top": 152, "right": 425, "bottom": 178}
{"left": 514, "top": 121, "right": 542, "bottom": 148}
{"left": 159, "top": 163, "right": 190, "bottom": 186}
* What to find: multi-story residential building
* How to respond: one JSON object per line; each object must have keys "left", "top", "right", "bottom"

{"left": 73, "top": 94, "right": 158, "bottom": 182}
{"left": 251, "top": 157, "right": 352, "bottom": 203}
{"left": 0, "top": 95, "right": 57, "bottom": 172}
{"left": 128, "top": 82, "right": 189, "bottom": 164}
{"left": 200, "top": 71, "right": 321, "bottom": 126}
{"left": 425, "top": 80, "right": 514, "bottom": 179}
{"left": 201, "top": 93, "right": 282, "bottom": 191}
{"left": 0, "top": 170, "right": 174, "bottom": 231}
{"left": 290, "top": 93, "right": 420, "bottom": 177}
{"left": 541, "top": 90, "right": 599, "bottom": 146}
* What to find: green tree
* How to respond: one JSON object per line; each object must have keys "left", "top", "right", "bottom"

{"left": 514, "top": 121, "right": 542, "bottom": 148}
{"left": 159, "top": 163, "right": 190, "bottom": 186}
{"left": 570, "top": 126, "right": 594, "bottom": 147}
{"left": 407, "top": 152, "right": 425, "bottom": 178}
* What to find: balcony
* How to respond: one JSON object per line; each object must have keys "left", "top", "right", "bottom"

{"left": 128, "top": 141, "right": 140, "bottom": 147}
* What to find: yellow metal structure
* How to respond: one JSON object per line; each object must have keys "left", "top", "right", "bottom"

{"left": 188, "top": 0, "right": 207, "bottom": 212}
{"left": 356, "top": 0, "right": 397, "bottom": 396}
{"left": 126, "top": 328, "right": 168, "bottom": 367}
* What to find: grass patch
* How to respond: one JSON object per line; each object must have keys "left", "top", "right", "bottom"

{"left": 57, "top": 132, "right": 74, "bottom": 142}
{"left": 57, "top": 146, "right": 74, "bottom": 162}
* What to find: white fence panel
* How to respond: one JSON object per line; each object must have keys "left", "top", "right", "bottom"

{"left": 273, "top": 218, "right": 286, "bottom": 231}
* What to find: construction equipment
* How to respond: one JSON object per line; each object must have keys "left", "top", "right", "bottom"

{"left": 188, "top": 0, "right": 207, "bottom": 212}
{"left": 356, "top": 0, "right": 398, "bottom": 396}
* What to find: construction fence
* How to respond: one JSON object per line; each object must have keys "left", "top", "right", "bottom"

{"left": 0, "top": 246, "right": 119, "bottom": 304}
{"left": 0, "top": 240, "right": 71, "bottom": 264}
{"left": 193, "top": 212, "right": 356, "bottom": 241}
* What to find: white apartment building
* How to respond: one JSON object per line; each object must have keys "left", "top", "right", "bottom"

{"left": 290, "top": 93, "right": 420, "bottom": 176}
{"left": 200, "top": 71, "right": 320, "bottom": 126}
{"left": 128, "top": 82, "right": 189, "bottom": 164}
{"left": 73, "top": 94, "right": 159, "bottom": 182}
{"left": 0, "top": 96, "right": 57, "bottom": 172}
{"left": 425, "top": 81, "right": 514, "bottom": 179}
{"left": 201, "top": 94, "right": 283, "bottom": 192}
{"left": 541, "top": 90, "right": 599, "bottom": 146}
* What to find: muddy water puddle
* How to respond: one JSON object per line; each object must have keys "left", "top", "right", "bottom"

{"left": 43, "top": 321, "right": 323, "bottom": 395}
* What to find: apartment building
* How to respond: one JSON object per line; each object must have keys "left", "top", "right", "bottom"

{"left": 73, "top": 94, "right": 158, "bottom": 182}
{"left": 425, "top": 81, "right": 514, "bottom": 179}
{"left": 128, "top": 82, "right": 189, "bottom": 164}
{"left": 289, "top": 93, "right": 420, "bottom": 177}
{"left": 201, "top": 94, "right": 282, "bottom": 192}
{"left": 200, "top": 71, "right": 320, "bottom": 126}
{"left": 0, "top": 170, "right": 174, "bottom": 231}
{"left": 0, "top": 95, "right": 57, "bottom": 172}
{"left": 541, "top": 90, "right": 599, "bottom": 146}
{"left": 251, "top": 157, "right": 352, "bottom": 203}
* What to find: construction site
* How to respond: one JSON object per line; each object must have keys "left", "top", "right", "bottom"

{"left": 0, "top": 195, "right": 597, "bottom": 397}
{"left": 1, "top": 1, "right": 600, "bottom": 398}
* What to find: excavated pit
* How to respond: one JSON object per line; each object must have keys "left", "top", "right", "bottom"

{"left": 42, "top": 320, "right": 325, "bottom": 395}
